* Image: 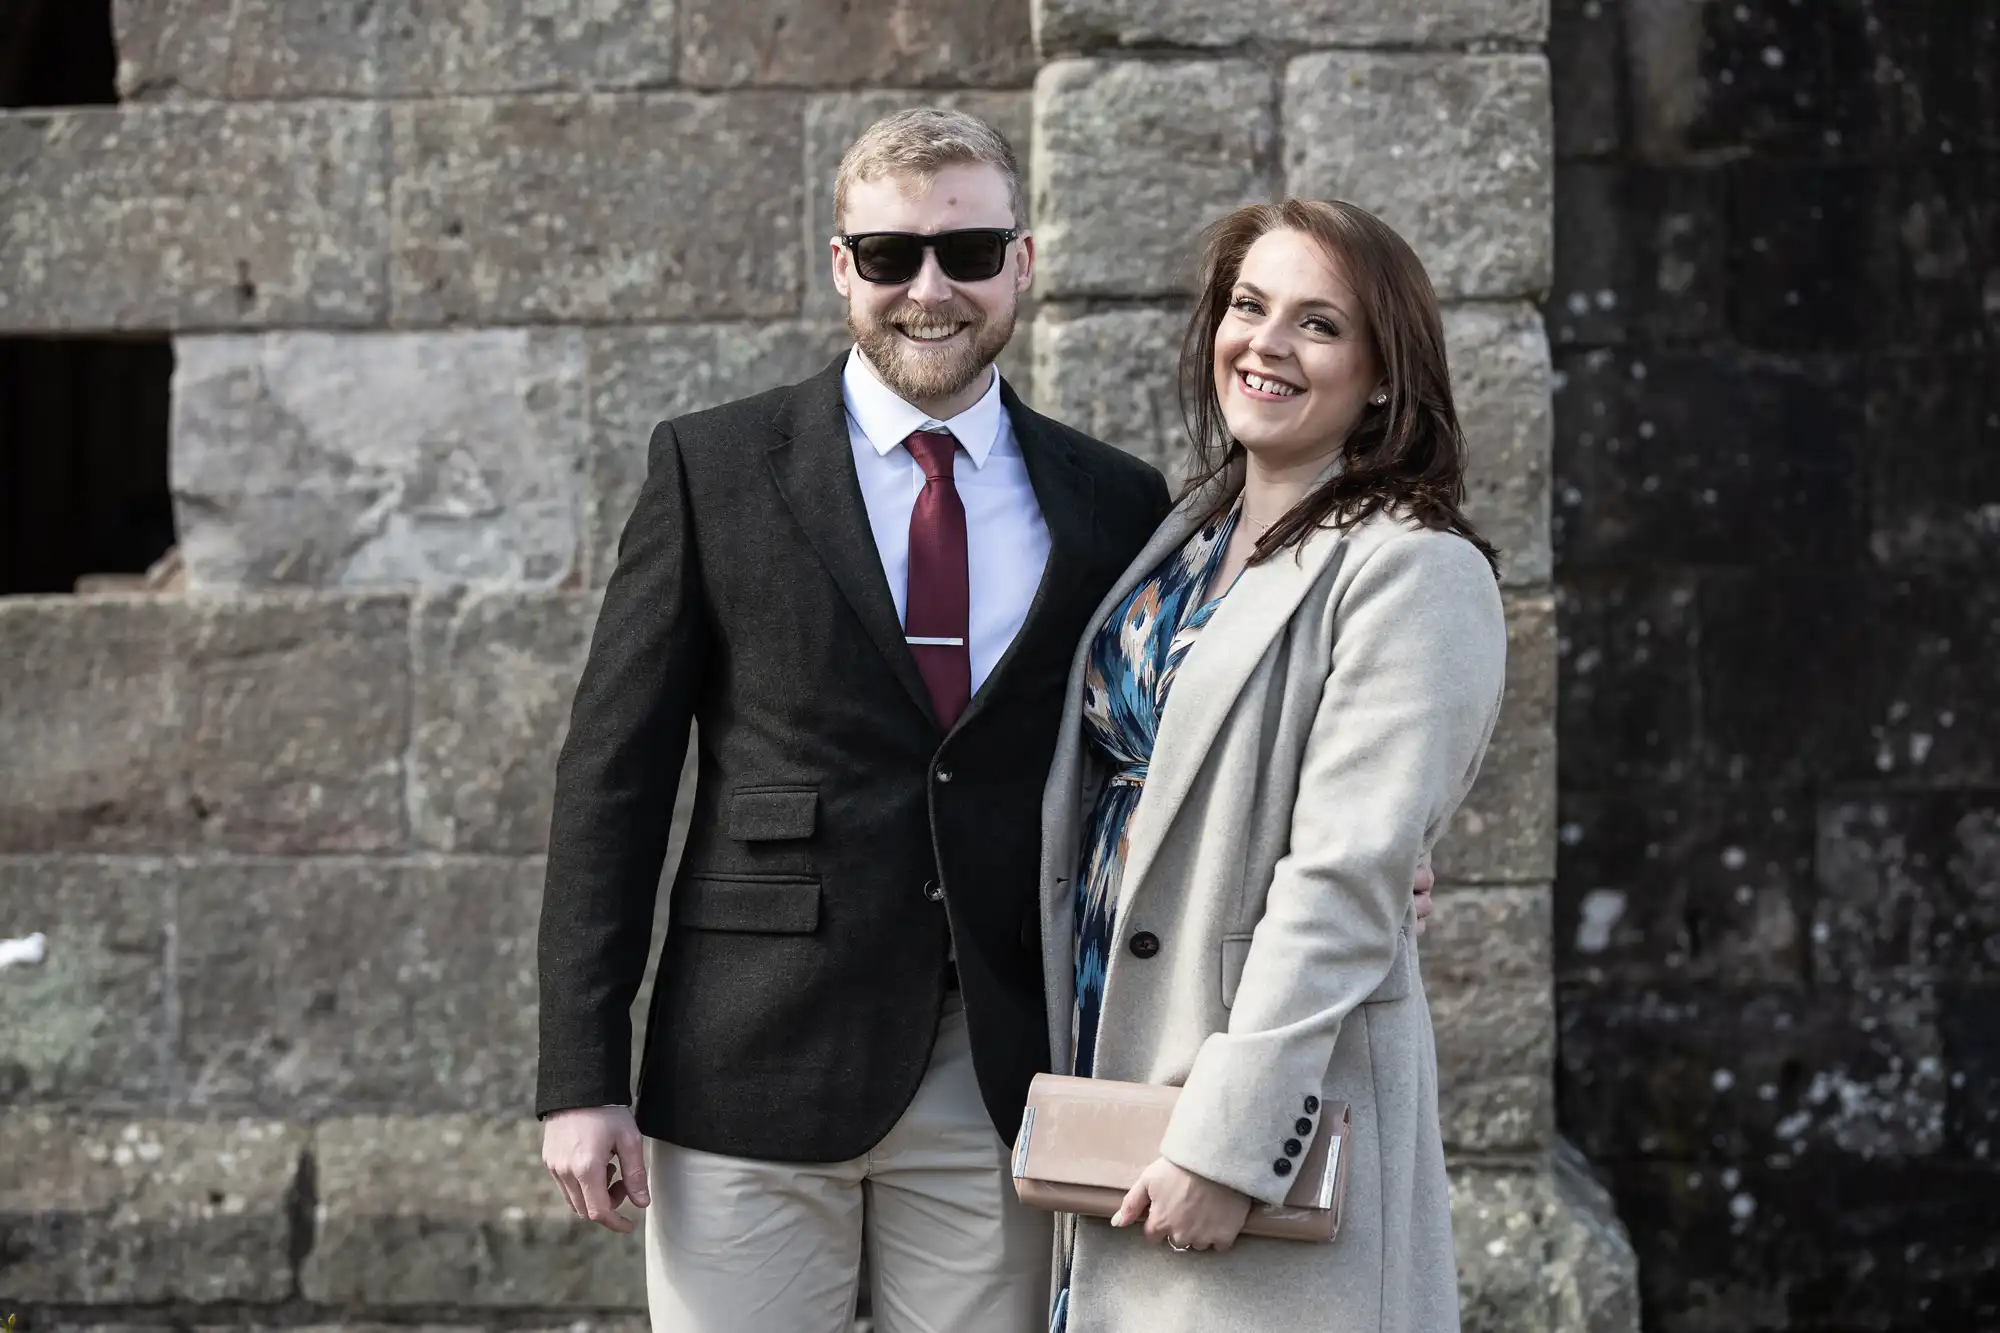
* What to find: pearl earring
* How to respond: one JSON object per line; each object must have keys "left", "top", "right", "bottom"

{"left": 1370, "top": 391, "right": 1389, "bottom": 406}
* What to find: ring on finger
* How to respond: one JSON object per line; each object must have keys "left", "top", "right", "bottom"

{"left": 1169, "top": 1239, "right": 1193, "bottom": 1253}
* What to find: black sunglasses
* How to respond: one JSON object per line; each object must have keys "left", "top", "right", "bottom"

{"left": 838, "top": 228, "right": 1020, "bottom": 285}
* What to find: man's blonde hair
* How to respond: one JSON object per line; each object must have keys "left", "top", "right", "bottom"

{"left": 833, "top": 108, "right": 1026, "bottom": 232}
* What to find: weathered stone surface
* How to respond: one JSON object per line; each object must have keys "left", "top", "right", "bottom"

{"left": 412, "top": 591, "right": 603, "bottom": 853}
{"left": 391, "top": 94, "right": 803, "bottom": 325}
{"left": 113, "top": 0, "right": 678, "bottom": 97}
{"left": 1032, "top": 305, "right": 1187, "bottom": 477}
{"left": 0, "top": 103, "right": 387, "bottom": 332}
{"left": 1285, "top": 55, "right": 1553, "bottom": 301}
{"left": 1558, "top": 983, "right": 1947, "bottom": 1163}
{"left": 1447, "top": 303, "right": 1553, "bottom": 588}
{"left": 684, "top": 0, "right": 1031, "bottom": 88}
{"left": 585, "top": 323, "right": 852, "bottom": 581}
{"left": 1451, "top": 1158, "right": 1641, "bottom": 1333}
{"left": 177, "top": 858, "right": 540, "bottom": 1116}
{"left": 173, "top": 331, "right": 587, "bottom": 590}
{"left": 0, "top": 858, "right": 172, "bottom": 1106}
{"left": 0, "top": 1111, "right": 303, "bottom": 1301}
{"left": 1434, "top": 593, "right": 1556, "bottom": 884}
{"left": 1815, "top": 793, "right": 2000, "bottom": 987}
{"left": 0, "top": 595, "right": 410, "bottom": 854}
{"left": 1037, "top": 0, "right": 1545, "bottom": 56}
{"left": 305, "top": 1114, "right": 645, "bottom": 1304}
{"left": 1034, "top": 60, "right": 1275, "bottom": 299}
{"left": 1426, "top": 886, "right": 1555, "bottom": 1153}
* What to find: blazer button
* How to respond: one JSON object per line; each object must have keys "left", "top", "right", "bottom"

{"left": 923, "top": 879, "right": 944, "bottom": 902}
{"left": 1273, "top": 1158, "right": 1293, "bottom": 1177}
{"left": 1303, "top": 1095, "right": 1320, "bottom": 1115}
{"left": 1296, "top": 1117, "right": 1314, "bottom": 1136}
{"left": 1128, "top": 931, "right": 1160, "bottom": 959}
{"left": 1283, "top": 1138, "right": 1303, "bottom": 1157}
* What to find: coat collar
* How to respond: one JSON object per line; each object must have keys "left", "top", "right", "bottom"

{"left": 1106, "top": 457, "right": 1354, "bottom": 918}
{"left": 765, "top": 354, "right": 1097, "bottom": 736}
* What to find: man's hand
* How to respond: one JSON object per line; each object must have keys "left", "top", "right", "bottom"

{"left": 1414, "top": 851, "right": 1436, "bottom": 937}
{"left": 1110, "top": 1157, "right": 1254, "bottom": 1252}
{"left": 543, "top": 1106, "right": 651, "bottom": 1232}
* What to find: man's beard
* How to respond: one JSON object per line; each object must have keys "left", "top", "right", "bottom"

{"left": 849, "top": 298, "right": 1016, "bottom": 405}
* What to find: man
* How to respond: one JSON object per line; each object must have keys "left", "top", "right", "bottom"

{"left": 537, "top": 109, "right": 1435, "bottom": 1331}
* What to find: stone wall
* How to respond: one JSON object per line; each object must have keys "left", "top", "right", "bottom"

{"left": 2, "top": 1, "right": 1635, "bottom": 1327}
{"left": 1548, "top": 0, "right": 2000, "bottom": 1328}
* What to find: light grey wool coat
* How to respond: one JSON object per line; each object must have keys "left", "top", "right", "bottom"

{"left": 1037, "top": 468, "right": 1508, "bottom": 1333}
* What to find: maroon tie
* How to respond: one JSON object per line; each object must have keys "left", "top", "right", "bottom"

{"left": 903, "top": 429, "right": 971, "bottom": 728}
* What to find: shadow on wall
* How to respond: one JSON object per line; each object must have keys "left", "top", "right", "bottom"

{"left": 0, "top": 0, "right": 176, "bottom": 597}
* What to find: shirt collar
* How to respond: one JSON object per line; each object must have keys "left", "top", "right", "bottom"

{"left": 842, "top": 345, "right": 1005, "bottom": 469}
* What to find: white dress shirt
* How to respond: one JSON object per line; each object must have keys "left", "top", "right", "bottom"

{"left": 842, "top": 346, "right": 1051, "bottom": 696}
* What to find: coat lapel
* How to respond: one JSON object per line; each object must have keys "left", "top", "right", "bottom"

{"left": 766, "top": 356, "right": 937, "bottom": 726}
{"left": 952, "top": 383, "right": 1094, "bottom": 733}
{"left": 1111, "top": 483, "right": 1351, "bottom": 918}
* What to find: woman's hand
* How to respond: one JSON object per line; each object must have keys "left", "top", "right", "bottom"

{"left": 1414, "top": 851, "right": 1436, "bottom": 937}
{"left": 1111, "top": 1157, "right": 1254, "bottom": 1252}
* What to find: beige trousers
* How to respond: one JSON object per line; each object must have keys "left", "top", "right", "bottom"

{"left": 643, "top": 997, "right": 1053, "bottom": 1333}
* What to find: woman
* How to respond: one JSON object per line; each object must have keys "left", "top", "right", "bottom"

{"left": 1037, "top": 199, "right": 1507, "bottom": 1333}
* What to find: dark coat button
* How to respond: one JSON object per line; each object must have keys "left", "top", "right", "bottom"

{"left": 1129, "top": 931, "right": 1160, "bottom": 959}
{"left": 1303, "top": 1095, "right": 1320, "bottom": 1114}
{"left": 1284, "top": 1138, "right": 1303, "bottom": 1157}
{"left": 1273, "top": 1158, "right": 1293, "bottom": 1177}
{"left": 923, "top": 879, "right": 943, "bottom": 902}
{"left": 1295, "top": 1117, "right": 1314, "bottom": 1136}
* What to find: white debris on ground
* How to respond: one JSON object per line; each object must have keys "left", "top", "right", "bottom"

{"left": 0, "top": 932, "right": 47, "bottom": 969}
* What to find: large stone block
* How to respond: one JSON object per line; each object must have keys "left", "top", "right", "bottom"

{"left": 803, "top": 90, "right": 1033, "bottom": 320}
{"left": 1814, "top": 793, "right": 2000, "bottom": 987}
{"left": 176, "top": 858, "right": 541, "bottom": 1116}
{"left": 1434, "top": 593, "right": 1556, "bottom": 884}
{"left": 585, "top": 323, "right": 852, "bottom": 581}
{"left": 0, "top": 858, "right": 172, "bottom": 1107}
{"left": 1034, "top": 60, "right": 1275, "bottom": 299}
{"left": 305, "top": 1115, "right": 645, "bottom": 1305}
{"left": 1285, "top": 55, "right": 1553, "bottom": 301}
{"left": 1447, "top": 303, "right": 1553, "bottom": 588}
{"left": 1032, "top": 305, "right": 1188, "bottom": 477}
{"left": 1558, "top": 982, "right": 1947, "bottom": 1163}
{"left": 391, "top": 94, "right": 803, "bottom": 325}
{"left": 0, "top": 1111, "right": 303, "bottom": 1301}
{"left": 412, "top": 591, "right": 604, "bottom": 853}
{"left": 172, "top": 331, "right": 587, "bottom": 590}
{"left": 0, "top": 595, "right": 410, "bottom": 855}
{"left": 1425, "top": 886, "right": 1555, "bottom": 1153}
{"left": 684, "top": 0, "right": 1032, "bottom": 88}
{"left": 114, "top": 0, "right": 678, "bottom": 97}
{"left": 0, "top": 103, "right": 387, "bottom": 332}
{"left": 1036, "top": 0, "right": 1545, "bottom": 55}
{"left": 1451, "top": 1157, "right": 1641, "bottom": 1333}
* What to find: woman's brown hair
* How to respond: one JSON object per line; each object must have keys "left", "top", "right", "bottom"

{"left": 1177, "top": 199, "right": 1501, "bottom": 578}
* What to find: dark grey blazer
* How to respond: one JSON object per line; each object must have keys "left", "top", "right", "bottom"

{"left": 536, "top": 354, "right": 1172, "bottom": 1162}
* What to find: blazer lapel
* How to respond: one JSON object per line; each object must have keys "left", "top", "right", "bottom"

{"left": 766, "top": 356, "right": 936, "bottom": 726}
{"left": 952, "top": 383, "right": 1094, "bottom": 733}
{"left": 1037, "top": 474, "right": 1217, "bottom": 1075}
{"left": 1112, "top": 493, "right": 1351, "bottom": 918}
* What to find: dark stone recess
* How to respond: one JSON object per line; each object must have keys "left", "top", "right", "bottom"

{"left": 1608, "top": 1158, "right": 2000, "bottom": 1333}
{"left": 1552, "top": 0, "right": 1999, "bottom": 1327}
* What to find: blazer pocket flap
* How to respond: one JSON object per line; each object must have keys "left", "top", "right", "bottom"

{"left": 1219, "top": 933, "right": 1255, "bottom": 1009}
{"left": 1361, "top": 932, "right": 1413, "bottom": 1004}
{"left": 676, "top": 875, "right": 820, "bottom": 933}
{"left": 727, "top": 787, "right": 817, "bottom": 841}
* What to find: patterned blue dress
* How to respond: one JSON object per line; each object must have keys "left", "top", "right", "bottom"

{"left": 1054, "top": 502, "right": 1238, "bottom": 1331}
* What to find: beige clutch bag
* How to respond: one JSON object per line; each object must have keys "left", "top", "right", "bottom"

{"left": 1010, "top": 1072, "right": 1352, "bottom": 1242}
